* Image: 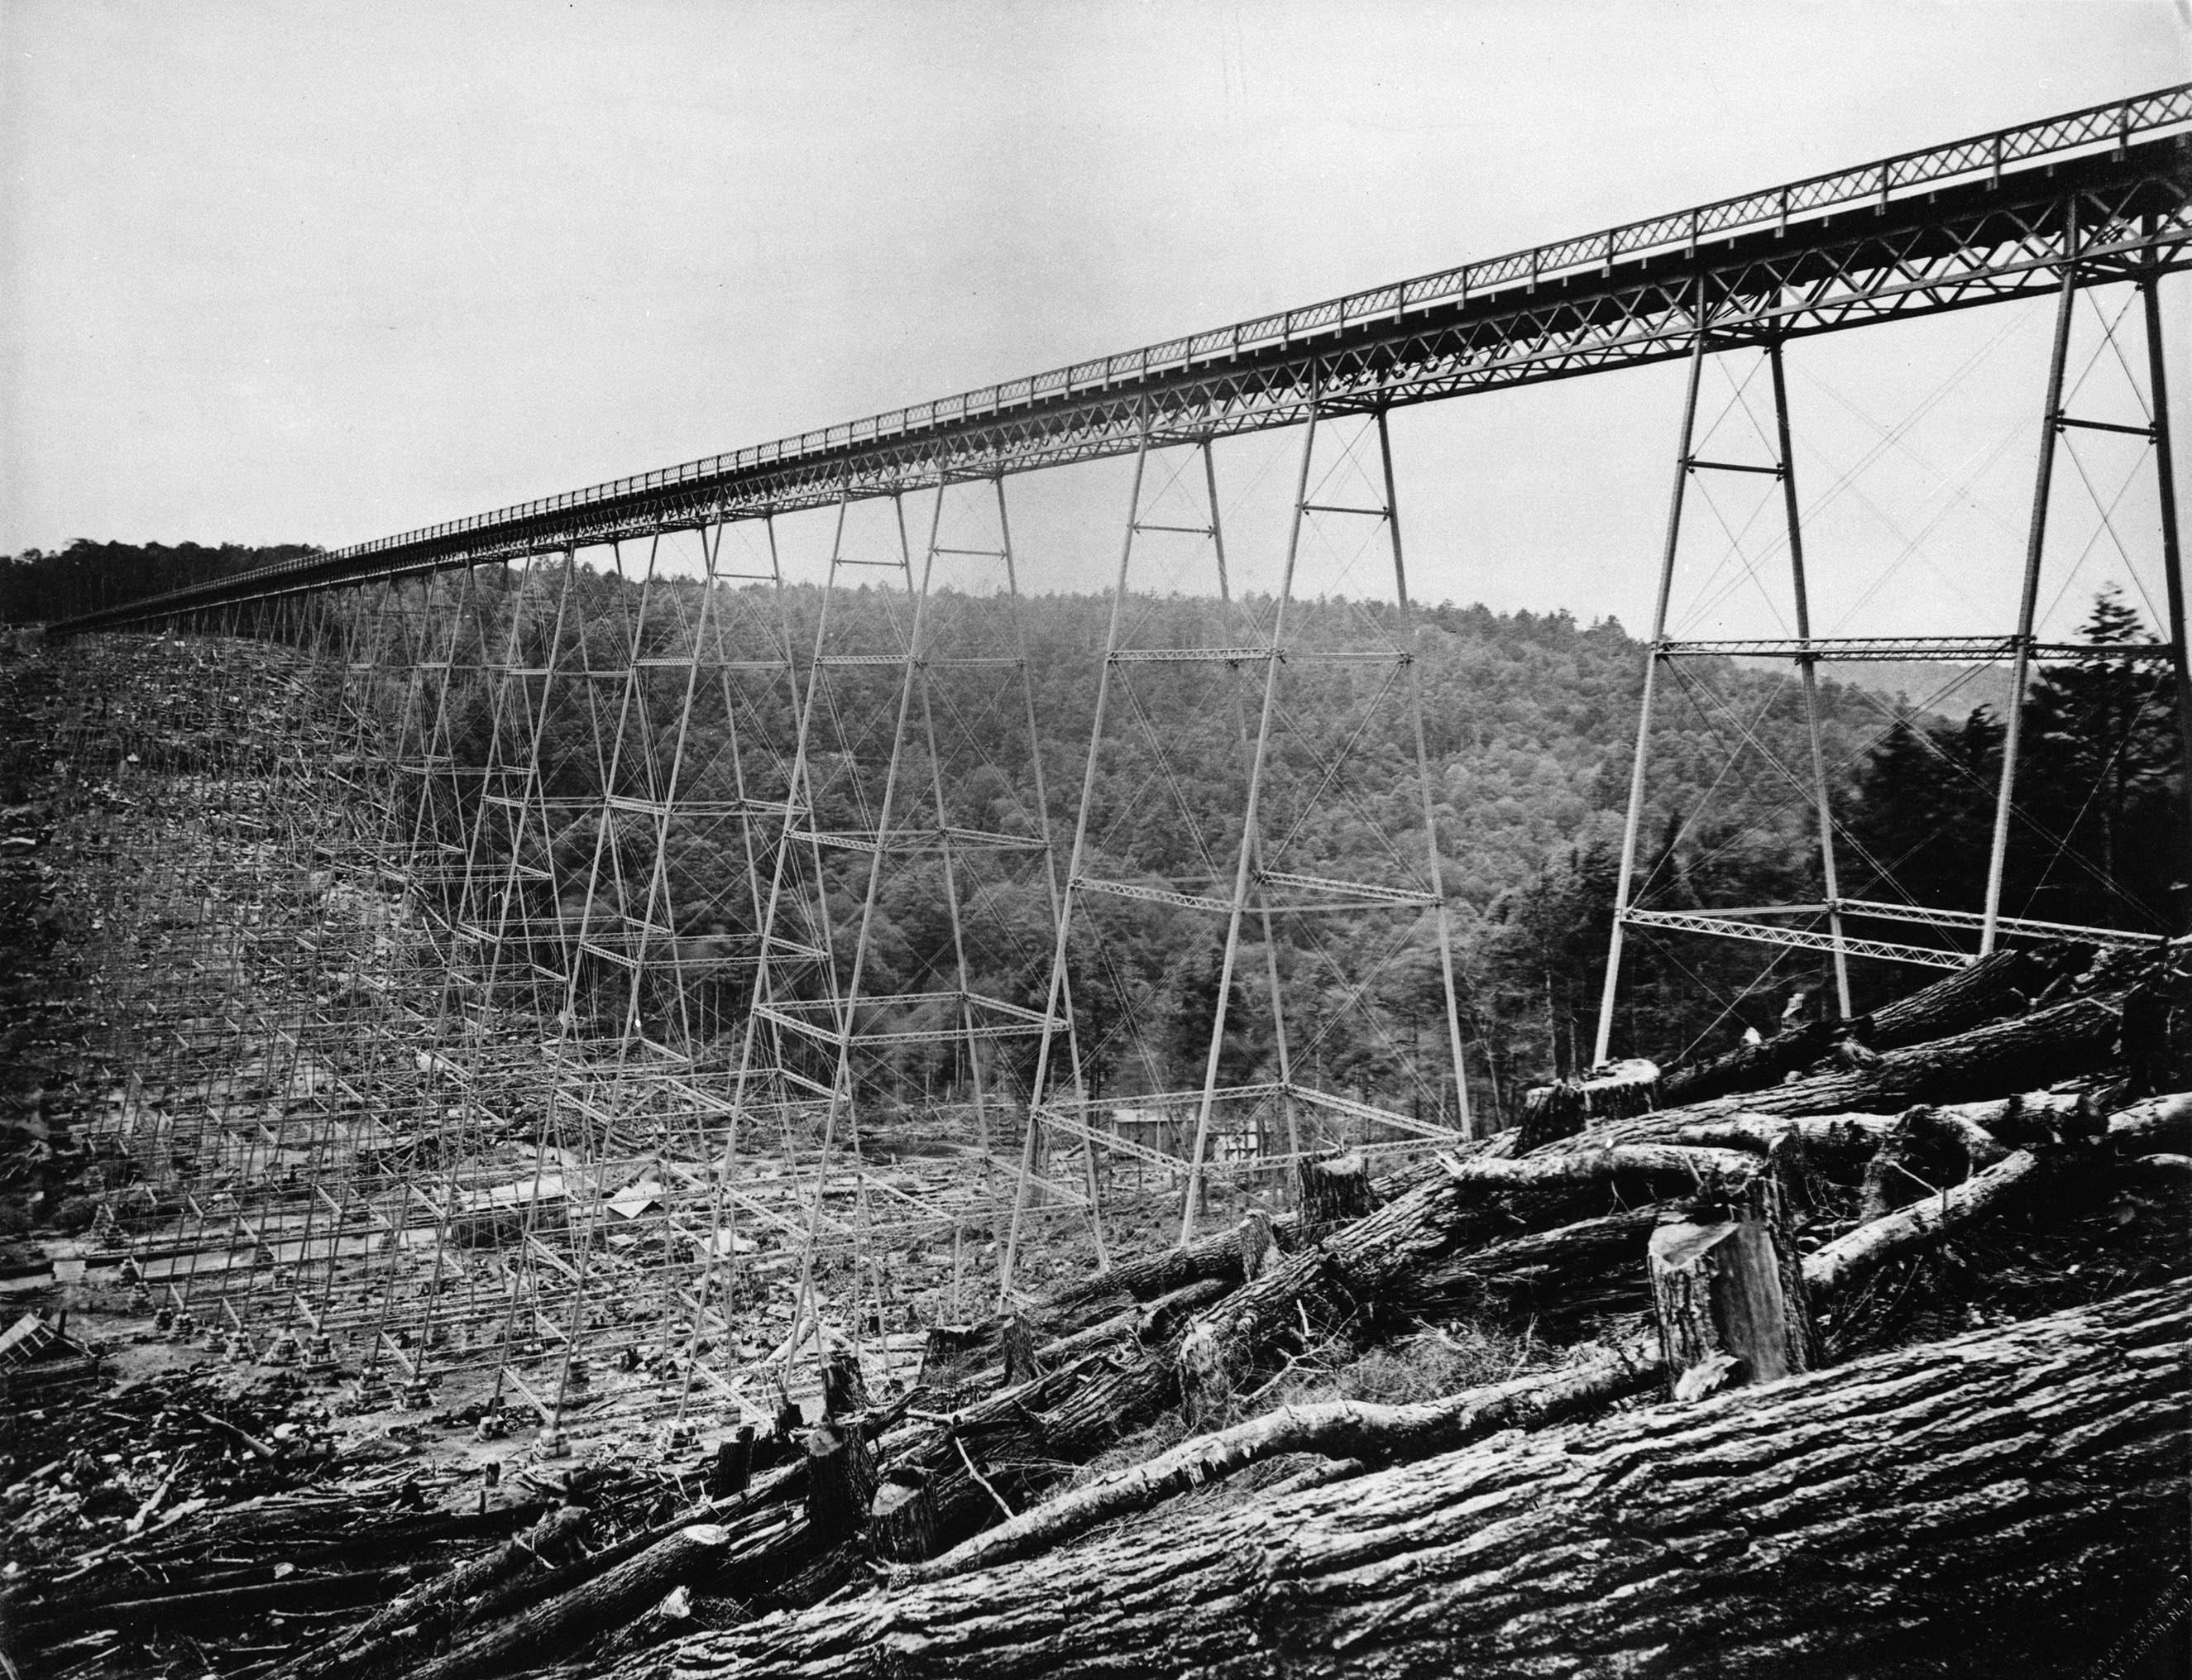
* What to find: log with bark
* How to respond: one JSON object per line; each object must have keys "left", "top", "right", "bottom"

{"left": 1700, "top": 994, "right": 2124, "bottom": 1116}
{"left": 1803, "top": 1146, "right": 2050, "bottom": 1302}
{"left": 1551, "top": 1089, "right": 2094, "bottom": 1165}
{"left": 1657, "top": 1015, "right": 1855, "bottom": 1108}
{"left": 616, "top": 1280, "right": 2191, "bottom": 1680}
{"left": 1864, "top": 941, "right": 2089, "bottom": 1048}
{"left": 1653, "top": 945, "right": 2089, "bottom": 1108}
{"left": 857, "top": 1154, "right": 1746, "bottom": 1567}
{"left": 895, "top": 1334, "right": 1665, "bottom": 1583}
{"left": 275, "top": 1504, "right": 590, "bottom": 1680}
{"left": 405, "top": 1522, "right": 739, "bottom": 1680}
{"left": 1514, "top": 1057, "right": 1658, "bottom": 1150}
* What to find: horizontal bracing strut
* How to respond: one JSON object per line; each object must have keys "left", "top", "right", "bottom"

{"left": 55, "top": 85, "right": 2192, "bottom": 633}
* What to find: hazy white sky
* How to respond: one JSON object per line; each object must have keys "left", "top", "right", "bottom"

{"left": 2, "top": 2, "right": 2186, "bottom": 638}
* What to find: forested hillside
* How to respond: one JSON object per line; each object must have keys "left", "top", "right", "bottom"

{"left": 12, "top": 543, "right": 2179, "bottom": 1129}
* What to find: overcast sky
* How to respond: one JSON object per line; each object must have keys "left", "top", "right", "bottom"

{"left": 2, "top": 2, "right": 2185, "bottom": 639}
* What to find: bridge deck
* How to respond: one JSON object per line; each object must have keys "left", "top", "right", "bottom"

{"left": 55, "top": 84, "right": 2192, "bottom": 632}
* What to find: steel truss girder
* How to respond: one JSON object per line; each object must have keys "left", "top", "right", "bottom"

{"left": 56, "top": 102, "right": 2192, "bottom": 632}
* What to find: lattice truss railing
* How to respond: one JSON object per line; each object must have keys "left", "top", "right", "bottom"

{"left": 53, "top": 85, "right": 2191, "bottom": 628}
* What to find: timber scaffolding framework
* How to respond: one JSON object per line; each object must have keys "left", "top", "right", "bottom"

{"left": 42, "top": 85, "right": 2192, "bottom": 1447}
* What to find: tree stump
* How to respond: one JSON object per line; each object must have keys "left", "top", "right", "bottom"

{"left": 1179, "top": 1320, "right": 1233, "bottom": 1429}
{"left": 803, "top": 1421, "right": 876, "bottom": 1545}
{"left": 870, "top": 1467, "right": 939, "bottom": 1562}
{"left": 1648, "top": 1142, "right": 1812, "bottom": 1397}
{"left": 1237, "top": 1209, "right": 1277, "bottom": 1281}
{"left": 1295, "top": 1150, "right": 1374, "bottom": 1227}
{"left": 708, "top": 1426, "right": 754, "bottom": 1498}
{"left": 821, "top": 1346, "right": 868, "bottom": 1419}
{"left": 1516, "top": 1081, "right": 1586, "bottom": 1151}
{"left": 1518, "top": 1059, "right": 1658, "bottom": 1150}
{"left": 914, "top": 1321, "right": 991, "bottom": 1389}
{"left": 999, "top": 1315, "right": 1043, "bottom": 1387}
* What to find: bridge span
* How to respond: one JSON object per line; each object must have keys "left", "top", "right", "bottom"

{"left": 33, "top": 88, "right": 2191, "bottom": 1444}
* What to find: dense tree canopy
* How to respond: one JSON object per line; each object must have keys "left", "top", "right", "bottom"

{"left": 17, "top": 540, "right": 2179, "bottom": 1130}
{"left": 1, "top": 540, "right": 320, "bottom": 623}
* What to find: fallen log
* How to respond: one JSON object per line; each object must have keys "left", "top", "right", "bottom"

{"left": 1677, "top": 995, "right": 2122, "bottom": 1118}
{"left": 1436, "top": 1142, "right": 1758, "bottom": 1194}
{"left": 1035, "top": 1277, "right": 1231, "bottom": 1365}
{"left": 587, "top": 1584, "right": 698, "bottom": 1664}
{"left": 406, "top": 1523, "right": 735, "bottom": 1680}
{"left": 618, "top": 1281, "right": 2191, "bottom": 1680}
{"left": 867, "top": 1156, "right": 1698, "bottom": 1563}
{"left": 1658, "top": 1017, "right": 1854, "bottom": 1108}
{"left": 1650, "top": 947, "right": 2085, "bottom": 1109}
{"left": 22, "top": 1563, "right": 411, "bottom": 1644}
{"left": 1044, "top": 1213, "right": 1280, "bottom": 1322}
{"left": 1855, "top": 1106, "right": 1973, "bottom": 1222}
{"left": 1550, "top": 1088, "right": 2100, "bottom": 1161}
{"left": 2111, "top": 1090, "right": 2192, "bottom": 1155}
{"left": 894, "top": 1335, "right": 1664, "bottom": 1584}
{"left": 277, "top": 1503, "right": 589, "bottom": 1680}
{"left": 1803, "top": 1147, "right": 2047, "bottom": 1304}
{"left": 1394, "top": 1207, "right": 1662, "bottom": 1326}
{"left": 1864, "top": 941, "right": 2086, "bottom": 1048}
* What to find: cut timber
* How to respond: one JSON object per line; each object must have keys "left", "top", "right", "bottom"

{"left": 405, "top": 1523, "right": 733, "bottom": 1680}
{"left": 2110, "top": 1090, "right": 2192, "bottom": 1155}
{"left": 803, "top": 1421, "right": 876, "bottom": 1545}
{"left": 1036, "top": 1277, "right": 1231, "bottom": 1365}
{"left": 864, "top": 1141, "right": 1759, "bottom": 1564}
{"left": 1395, "top": 1208, "right": 1662, "bottom": 1326}
{"left": 587, "top": 1585, "right": 696, "bottom": 1663}
{"left": 1547, "top": 998, "right": 2127, "bottom": 1142}
{"left": 277, "top": 1504, "right": 589, "bottom": 1680}
{"left": 1648, "top": 1135, "right": 1813, "bottom": 1394}
{"left": 1651, "top": 948, "right": 2080, "bottom": 1108}
{"left": 895, "top": 1336, "right": 1663, "bottom": 1584}
{"left": 1658, "top": 1017, "right": 1852, "bottom": 1108}
{"left": 1515, "top": 1058, "right": 1658, "bottom": 1151}
{"left": 1438, "top": 1142, "right": 1758, "bottom": 1194}
{"left": 1046, "top": 1212, "right": 1286, "bottom": 1326}
{"left": 1732, "top": 995, "right": 2123, "bottom": 1115}
{"left": 24, "top": 1567, "right": 409, "bottom": 1644}
{"left": 1295, "top": 1149, "right": 1373, "bottom": 1227}
{"left": 618, "top": 1284, "right": 2191, "bottom": 1680}
{"left": 1864, "top": 942, "right": 2084, "bottom": 1049}
{"left": 1567, "top": 1091, "right": 2089, "bottom": 1164}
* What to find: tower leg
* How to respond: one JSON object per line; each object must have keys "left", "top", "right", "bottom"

{"left": 1980, "top": 208, "right": 2080, "bottom": 955}
{"left": 1594, "top": 310, "right": 1710, "bottom": 1068}
{"left": 2139, "top": 262, "right": 2192, "bottom": 933}
{"left": 1768, "top": 340, "right": 1852, "bottom": 1017}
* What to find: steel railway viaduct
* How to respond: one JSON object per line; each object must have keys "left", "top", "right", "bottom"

{"left": 37, "top": 88, "right": 2191, "bottom": 1434}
